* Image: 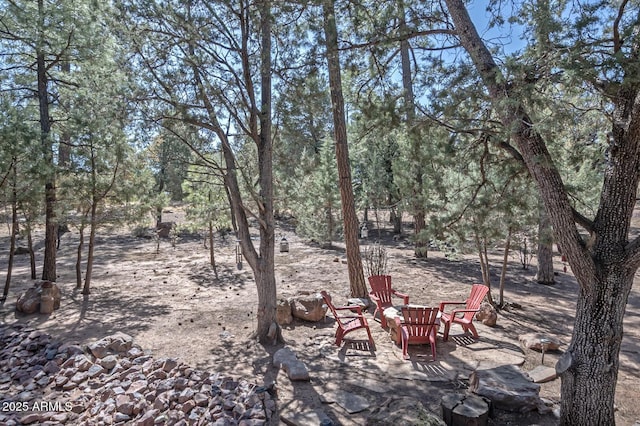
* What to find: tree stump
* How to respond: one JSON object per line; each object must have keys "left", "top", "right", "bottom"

{"left": 441, "top": 394, "right": 490, "bottom": 426}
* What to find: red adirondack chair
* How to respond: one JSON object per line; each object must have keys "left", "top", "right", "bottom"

{"left": 320, "top": 291, "right": 375, "bottom": 348}
{"left": 438, "top": 284, "right": 489, "bottom": 341}
{"left": 395, "top": 306, "right": 440, "bottom": 361}
{"left": 368, "top": 275, "right": 410, "bottom": 328}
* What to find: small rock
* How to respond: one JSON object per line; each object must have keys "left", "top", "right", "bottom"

{"left": 127, "top": 347, "right": 144, "bottom": 359}
{"left": 88, "top": 341, "right": 110, "bottom": 359}
{"left": 74, "top": 354, "right": 94, "bottom": 372}
{"left": 43, "top": 360, "right": 60, "bottom": 375}
{"left": 100, "top": 355, "right": 118, "bottom": 370}
{"left": 87, "top": 364, "right": 105, "bottom": 378}
{"left": 70, "top": 371, "right": 88, "bottom": 384}
{"left": 127, "top": 380, "right": 148, "bottom": 395}
{"left": 178, "top": 388, "right": 195, "bottom": 404}
{"left": 174, "top": 377, "right": 189, "bottom": 391}
{"left": 194, "top": 393, "right": 209, "bottom": 407}
{"left": 116, "top": 394, "right": 134, "bottom": 416}
{"left": 136, "top": 410, "right": 156, "bottom": 426}
{"left": 114, "top": 413, "right": 131, "bottom": 422}
{"left": 162, "top": 358, "right": 178, "bottom": 373}
{"left": 181, "top": 400, "right": 196, "bottom": 414}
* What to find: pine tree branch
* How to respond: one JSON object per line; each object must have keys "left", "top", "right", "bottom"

{"left": 339, "top": 28, "right": 456, "bottom": 51}
{"left": 613, "top": 0, "right": 629, "bottom": 53}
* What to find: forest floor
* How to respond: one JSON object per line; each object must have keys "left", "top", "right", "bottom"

{"left": 1, "top": 209, "right": 639, "bottom": 425}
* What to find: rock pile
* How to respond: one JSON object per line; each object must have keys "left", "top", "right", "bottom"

{"left": 0, "top": 324, "right": 275, "bottom": 425}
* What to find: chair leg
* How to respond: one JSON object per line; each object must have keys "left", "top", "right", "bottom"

{"left": 402, "top": 337, "right": 409, "bottom": 360}
{"left": 335, "top": 329, "right": 344, "bottom": 346}
{"left": 379, "top": 310, "right": 387, "bottom": 328}
{"left": 366, "top": 326, "right": 375, "bottom": 349}
{"left": 467, "top": 323, "right": 479, "bottom": 339}
{"left": 430, "top": 333, "right": 437, "bottom": 361}
{"left": 442, "top": 322, "right": 451, "bottom": 341}
{"left": 400, "top": 328, "right": 409, "bottom": 360}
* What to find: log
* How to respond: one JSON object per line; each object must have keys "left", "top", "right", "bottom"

{"left": 441, "top": 393, "right": 490, "bottom": 426}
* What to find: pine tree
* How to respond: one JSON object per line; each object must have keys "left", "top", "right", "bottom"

{"left": 120, "top": 0, "right": 281, "bottom": 343}
{"left": 444, "top": 1, "right": 640, "bottom": 422}
{"left": 322, "top": 0, "right": 367, "bottom": 298}
{"left": 293, "top": 138, "right": 342, "bottom": 245}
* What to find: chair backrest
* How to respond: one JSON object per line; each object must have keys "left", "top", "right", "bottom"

{"left": 368, "top": 275, "right": 394, "bottom": 306}
{"left": 467, "top": 284, "right": 489, "bottom": 309}
{"left": 461, "top": 284, "right": 489, "bottom": 321}
{"left": 320, "top": 291, "right": 344, "bottom": 325}
{"left": 320, "top": 290, "right": 336, "bottom": 314}
{"left": 401, "top": 306, "right": 439, "bottom": 338}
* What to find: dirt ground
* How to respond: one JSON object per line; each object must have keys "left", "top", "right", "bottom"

{"left": 1, "top": 210, "right": 639, "bottom": 425}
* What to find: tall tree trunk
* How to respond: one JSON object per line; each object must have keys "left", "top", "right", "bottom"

{"left": 58, "top": 60, "right": 71, "bottom": 167}
{"left": 322, "top": 0, "right": 367, "bottom": 298}
{"left": 398, "top": 0, "right": 426, "bottom": 257}
{"left": 76, "top": 226, "right": 84, "bottom": 289}
{"left": 83, "top": 147, "right": 100, "bottom": 295}
{"left": 3, "top": 164, "right": 18, "bottom": 300}
{"left": 223, "top": 184, "right": 237, "bottom": 233}
{"left": 83, "top": 204, "right": 97, "bottom": 295}
{"left": 475, "top": 233, "right": 494, "bottom": 305}
{"left": 254, "top": 0, "right": 278, "bottom": 342}
{"left": 558, "top": 270, "right": 632, "bottom": 424}
{"left": 209, "top": 221, "right": 218, "bottom": 279}
{"left": 499, "top": 227, "right": 512, "bottom": 307}
{"left": 326, "top": 205, "right": 334, "bottom": 246}
{"left": 182, "top": 0, "right": 279, "bottom": 343}
{"left": 444, "top": 1, "right": 640, "bottom": 423}
{"left": 26, "top": 221, "right": 36, "bottom": 279}
{"left": 413, "top": 211, "right": 427, "bottom": 257}
{"left": 536, "top": 201, "right": 555, "bottom": 284}
{"left": 390, "top": 206, "right": 402, "bottom": 234}
{"left": 38, "top": 0, "right": 57, "bottom": 282}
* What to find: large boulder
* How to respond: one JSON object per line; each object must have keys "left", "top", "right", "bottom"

{"left": 16, "top": 281, "right": 61, "bottom": 314}
{"left": 518, "top": 333, "right": 562, "bottom": 352}
{"left": 291, "top": 293, "right": 327, "bottom": 322}
{"left": 469, "top": 364, "right": 542, "bottom": 413}
{"left": 276, "top": 298, "right": 293, "bottom": 325}
{"left": 476, "top": 303, "right": 498, "bottom": 326}
{"left": 273, "top": 348, "right": 309, "bottom": 381}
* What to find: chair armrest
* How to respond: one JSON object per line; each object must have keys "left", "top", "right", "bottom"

{"left": 391, "top": 290, "right": 410, "bottom": 305}
{"left": 438, "top": 301, "right": 466, "bottom": 312}
{"left": 369, "top": 292, "right": 381, "bottom": 303}
{"left": 334, "top": 305, "right": 363, "bottom": 315}
{"left": 450, "top": 308, "right": 481, "bottom": 319}
{"left": 336, "top": 315, "right": 364, "bottom": 319}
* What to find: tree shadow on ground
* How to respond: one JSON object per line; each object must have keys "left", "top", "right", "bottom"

{"left": 6, "top": 284, "right": 172, "bottom": 346}
{"left": 187, "top": 264, "right": 248, "bottom": 290}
